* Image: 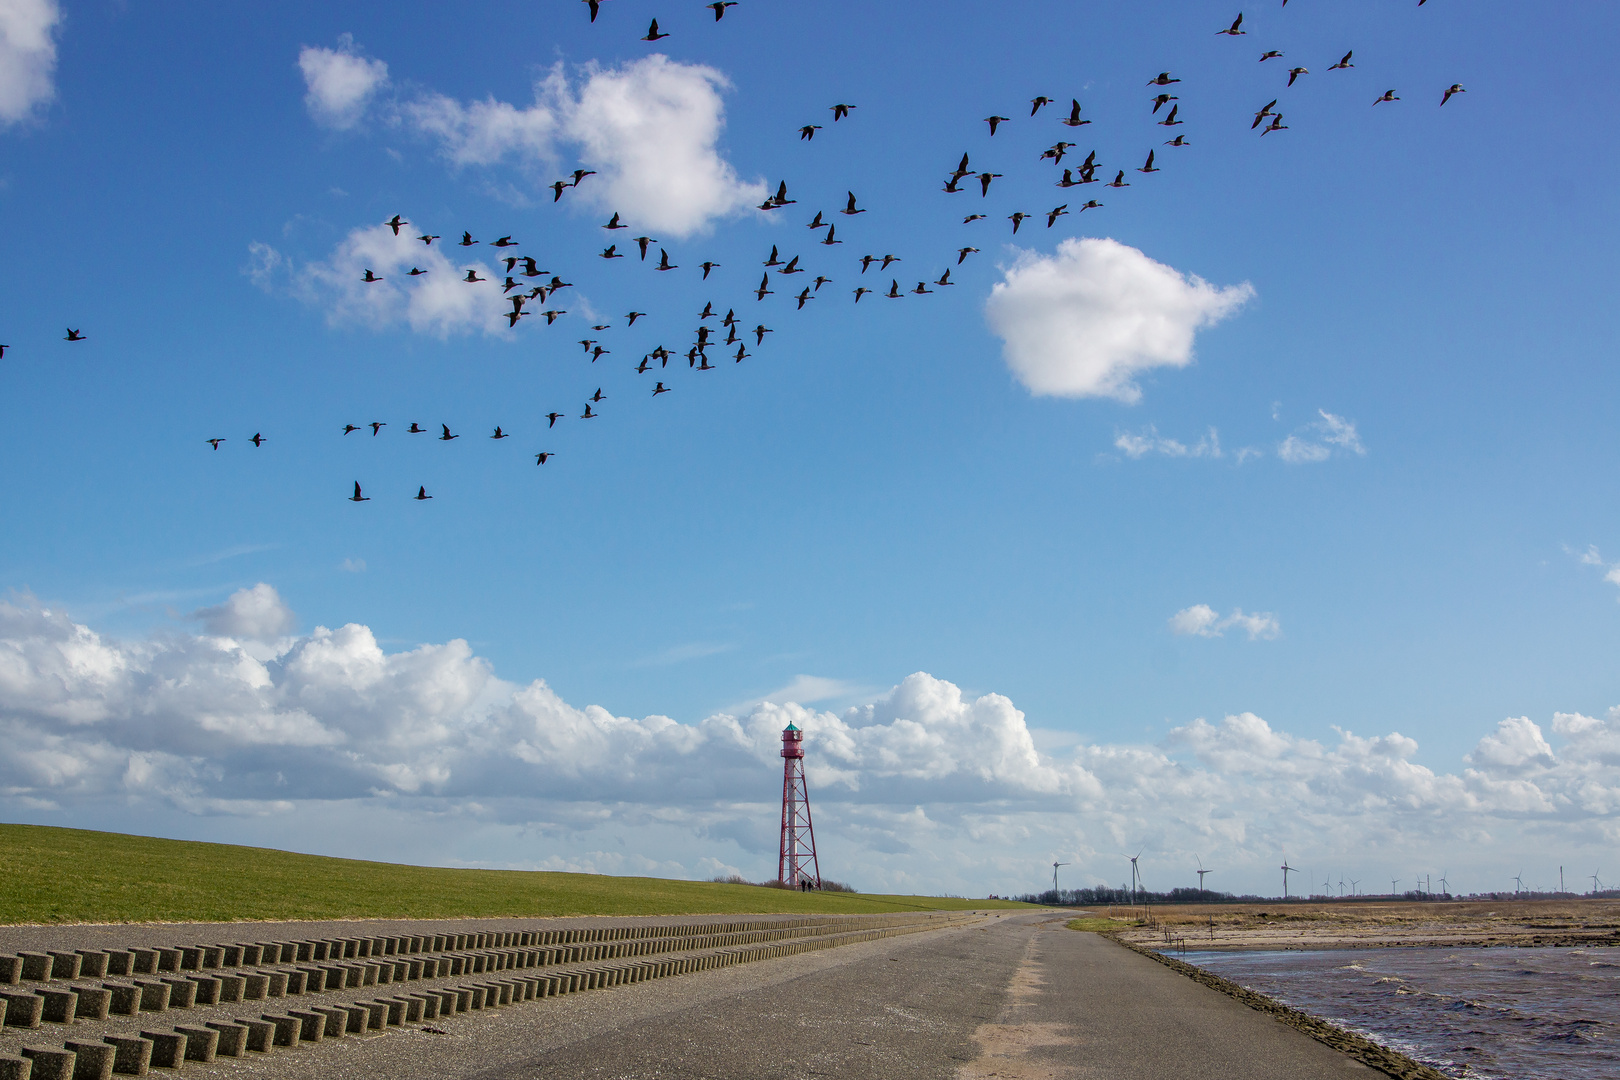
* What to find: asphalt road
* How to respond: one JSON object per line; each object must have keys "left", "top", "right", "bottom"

{"left": 3, "top": 912, "right": 1378, "bottom": 1079}
{"left": 462, "top": 911, "right": 1377, "bottom": 1080}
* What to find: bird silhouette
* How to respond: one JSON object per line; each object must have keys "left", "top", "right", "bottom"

{"left": 439, "top": 424, "right": 459, "bottom": 441}
{"left": 1046, "top": 204, "right": 1069, "bottom": 226}
{"left": 491, "top": 427, "right": 510, "bottom": 440}
{"left": 1061, "top": 100, "right": 1090, "bottom": 127}
{"left": 414, "top": 486, "right": 433, "bottom": 501}
{"left": 886, "top": 279, "right": 902, "bottom": 299}
{"left": 1009, "top": 212, "right": 1030, "bottom": 233}
{"left": 370, "top": 422, "right": 386, "bottom": 435}
{"left": 343, "top": 424, "right": 361, "bottom": 435}
{"left": 821, "top": 225, "right": 841, "bottom": 246}
{"left": 964, "top": 213, "right": 986, "bottom": 223}
{"left": 1138, "top": 151, "right": 1159, "bottom": 173}
{"left": 551, "top": 180, "right": 571, "bottom": 202}
{"left": 880, "top": 254, "right": 902, "bottom": 270}
{"left": 633, "top": 236, "right": 656, "bottom": 260}
{"left": 853, "top": 287, "right": 871, "bottom": 302}
{"left": 1441, "top": 84, "right": 1466, "bottom": 106}
{"left": 1030, "top": 96, "right": 1054, "bottom": 115}
{"left": 64, "top": 329, "right": 85, "bottom": 341}
{"left": 935, "top": 269, "right": 953, "bottom": 287}
{"left": 707, "top": 1, "right": 736, "bottom": 19}
{"left": 1261, "top": 115, "right": 1288, "bottom": 135}
{"left": 958, "top": 247, "right": 979, "bottom": 264}
{"left": 1260, "top": 50, "right": 1283, "bottom": 62}
{"left": 417, "top": 234, "right": 440, "bottom": 245}
{"left": 463, "top": 270, "right": 485, "bottom": 283}
{"left": 604, "top": 213, "right": 627, "bottom": 230}
{"left": 362, "top": 269, "right": 383, "bottom": 283}
{"left": 543, "top": 310, "right": 566, "bottom": 324}
{"left": 780, "top": 255, "right": 803, "bottom": 275}
{"left": 250, "top": 433, "right": 265, "bottom": 447}
{"left": 349, "top": 482, "right": 370, "bottom": 503}
{"left": 656, "top": 249, "right": 677, "bottom": 271}
{"left": 813, "top": 275, "right": 832, "bottom": 291}
{"left": 581, "top": 404, "right": 598, "bottom": 419}
{"left": 546, "top": 412, "right": 564, "bottom": 428}
{"left": 1147, "top": 72, "right": 1181, "bottom": 86}
{"left": 1328, "top": 51, "right": 1354, "bottom": 70}
{"left": 1287, "top": 67, "right": 1308, "bottom": 87}
{"left": 460, "top": 232, "right": 478, "bottom": 247}
{"left": 700, "top": 261, "right": 720, "bottom": 279}
{"left": 1218, "top": 13, "right": 1245, "bottom": 35}
{"left": 627, "top": 311, "right": 647, "bottom": 325}
{"left": 795, "top": 287, "right": 813, "bottom": 309}
{"left": 1373, "top": 90, "right": 1400, "bottom": 105}
{"left": 978, "top": 172, "right": 1001, "bottom": 196}
{"left": 984, "top": 115, "right": 1010, "bottom": 135}
{"left": 1252, "top": 99, "right": 1279, "bottom": 128}
{"left": 641, "top": 18, "right": 668, "bottom": 40}
{"left": 753, "top": 324, "right": 772, "bottom": 345}
{"left": 408, "top": 423, "right": 427, "bottom": 434}
{"left": 583, "top": 0, "right": 605, "bottom": 22}
{"left": 830, "top": 103, "right": 855, "bottom": 121}
{"left": 1165, "top": 134, "right": 1191, "bottom": 146}
{"left": 492, "top": 236, "right": 517, "bottom": 248}
{"left": 600, "top": 245, "right": 623, "bottom": 260}
{"left": 207, "top": 438, "right": 225, "bottom": 450}
{"left": 408, "top": 267, "right": 427, "bottom": 276}
{"left": 1152, "top": 93, "right": 1177, "bottom": 113}
{"left": 799, "top": 125, "right": 822, "bottom": 140}
{"left": 1107, "top": 170, "right": 1130, "bottom": 187}
{"left": 912, "top": 281, "right": 932, "bottom": 295}
{"left": 653, "top": 381, "right": 671, "bottom": 394}
{"left": 756, "top": 273, "right": 773, "bottom": 300}
{"left": 841, "top": 191, "right": 866, "bottom": 215}
{"left": 535, "top": 452, "right": 553, "bottom": 464}
{"left": 385, "top": 215, "right": 408, "bottom": 235}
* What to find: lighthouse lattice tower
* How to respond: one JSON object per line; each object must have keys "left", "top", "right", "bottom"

{"left": 777, "top": 722, "right": 822, "bottom": 889}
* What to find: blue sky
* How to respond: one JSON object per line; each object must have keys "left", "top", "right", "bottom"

{"left": 2, "top": 0, "right": 1618, "bottom": 898}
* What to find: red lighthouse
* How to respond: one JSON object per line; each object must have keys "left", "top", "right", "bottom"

{"left": 777, "top": 722, "right": 822, "bottom": 889}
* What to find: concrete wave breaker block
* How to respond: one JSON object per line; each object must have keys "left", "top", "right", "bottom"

{"left": 71, "top": 955, "right": 107, "bottom": 981}
{"left": 334, "top": 1005, "right": 369, "bottom": 1035}
{"left": 168, "top": 1029, "right": 216, "bottom": 1064}
{"left": 211, "top": 977, "right": 242, "bottom": 1004}
{"left": 68, "top": 989, "right": 109, "bottom": 1024}
{"left": 2, "top": 992, "right": 45, "bottom": 1028}
{"left": 180, "top": 979, "right": 216, "bottom": 1008}
{"left": 283, "top": 1010, "right": 325, "bottom": 1043}
{"left": 200, "top": 1023, "right": 246, "bottom": 1058}
{"left": 230, "top": 1019, "right": 274, "bottom": 1054}
{"left": 0, "top": 958, "right": 21, "bottom": 986}
{"left": 305, "top": 1007, "right": 348, "bottom": 1038}
{"left": 258, "top": 1014, "right": 301, "bottom": 1047}
{"left": 17, "top": 1049, "right": 73, "bottom": 1080}
{"left": 0, "top": 1056, "right": 29, "bottom": 1080}
{"left": 236, "top": 975, "right": 267, "bottom": 1001}
{"left": 99, "top": 956, "right": 131, "bottom": 980}
{"left": 45, "top": 956, "right": 81, "bottom": 982}
{"left": 18, "top": 956, "right": 54, "bottom": 983}
{"left": 32, "top": 990, "right": 78, "bottom": 1024}
{"left": 136, "top": 1032, "right": 185, "bottom": 1071}
{"left": 100, "top": 1035, "right": 152, "bottom": 1076}
{"left": 157, "top": 981, "right": 194, "bottom": 1009}
{"left": 406, "top": 994, "right": 440, "bottom": 1021}
{"left": 62, "top": 1041, "right": 115, "bottom": 1080}
{"left": 131, "top": 983, "right": 169, "bottom": 1013}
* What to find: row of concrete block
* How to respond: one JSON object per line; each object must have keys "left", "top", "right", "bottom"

{"left": 0, "top": 914, "right": 946, "bottom": 988}
{"left": 0, "top": 914, "right": 976, "bottom": 1078}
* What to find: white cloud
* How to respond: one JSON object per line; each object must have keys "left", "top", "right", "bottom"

{"left": 1115, "top": 426, "right": 1221, "bottom": 459}
{"left": 299, "top": 35, "right": 388, "bottom": 130}
{"left": 193, "top": 584, "right": 295, "bottom": 641}
{"left": 6, "top": 592, "right": 1620, "bottom": 896}
{"left": 984, "top": 238, "right": 1254, "bottom": 403}
{"left": 249, "top": 224, "right": 513, "bottom": 338}
{"left": 394, "top": 55, "right": 762, "bottom": 237}
{"left": 1571, "top": 545, "right": 1620, "bottom": 599}
{"left": 1169, "top": 605, "right": 1280, "bottom": 640}
{"left": 339, "top": 558, "right": 366, "bottom": 574}
{"left": 1278, "top": 409, "right": 1366, "bottom": 464}
{"left": 0, "top": 0, "right": 61, "bottom": 126}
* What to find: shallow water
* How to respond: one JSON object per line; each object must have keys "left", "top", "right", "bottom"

{"left": 1182, "top": 946, "right": 1619, "bottom": 1080}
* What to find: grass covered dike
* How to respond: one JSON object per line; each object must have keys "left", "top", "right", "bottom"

{"left": 0, "top": 824, "right": 1031, "bottom": 925}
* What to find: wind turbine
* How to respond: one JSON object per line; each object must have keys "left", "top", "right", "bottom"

{"left": 1281, "top": 856, "right": 1296, "bottom": 899}
{"left": 1350, "top": 879, "right": 1360, "bottom": 897}
{"left": 1592, "top": 870, "right": 1604, "bottom": 895}
{"left": 1438, "top": 871, "right": 1449, "bottom": 898}
{"left": 1196, "top": 856, "right": 1211, "bottom": 893}
{"left": 1390, "top": 877, "right": 1400, "bottom": 896}
{"left": 1513, "top": 871, "right": 1524, "bottom": 894}
{"left": 1052, "top": 861, "right": 1069, "bottom": 891}
{"left": 1128, "top": 850, "right": 1145, "bottom": 902}
{"left": 1338, "top": 876, "right": 1346, "bottom": 897}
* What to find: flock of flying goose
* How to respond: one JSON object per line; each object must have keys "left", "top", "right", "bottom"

{"left": 1, "top": 3, "right": 1466, "bottom": 503}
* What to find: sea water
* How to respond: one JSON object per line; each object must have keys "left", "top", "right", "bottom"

{"left": 1181, "top": 946, "right": 1619, "bottom": 1080}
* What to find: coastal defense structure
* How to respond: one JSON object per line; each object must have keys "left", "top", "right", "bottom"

{"left": 778, "top": 722, "right": 822, "bottom": 889}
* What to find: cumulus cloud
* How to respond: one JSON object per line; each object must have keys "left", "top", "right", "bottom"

{"left": 248, "top": 224, "right": 513, "bottom": 337}
{"left": 394, "top": 55, "right": 761, "bottom": 236}
{"left": 1572, "top": 545, "right": 1620, "bottom": 600}
{"left": 5, "top": 591, "right": 1620, "bottom": 895}
{"left": 299, "top": 35, "right": 388, "bottom": 130}
{"left": 1169, "top": 605, "right": 1280, "bottom": 640}
{"left": 984, "top": 238, "right": 1254, "bottom": 403}
{"left": 1278, "top": 409, "right": 1366, "bottom": 464}
{"left": 0, "top": 0, "right": 61, "bottom": 126}
{"left": 193, "top": 584, "right": 295, "bottom": 641}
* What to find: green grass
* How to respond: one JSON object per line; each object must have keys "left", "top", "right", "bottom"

{"left": 0, "top": 824, "right": 1034, "bottom": 925}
